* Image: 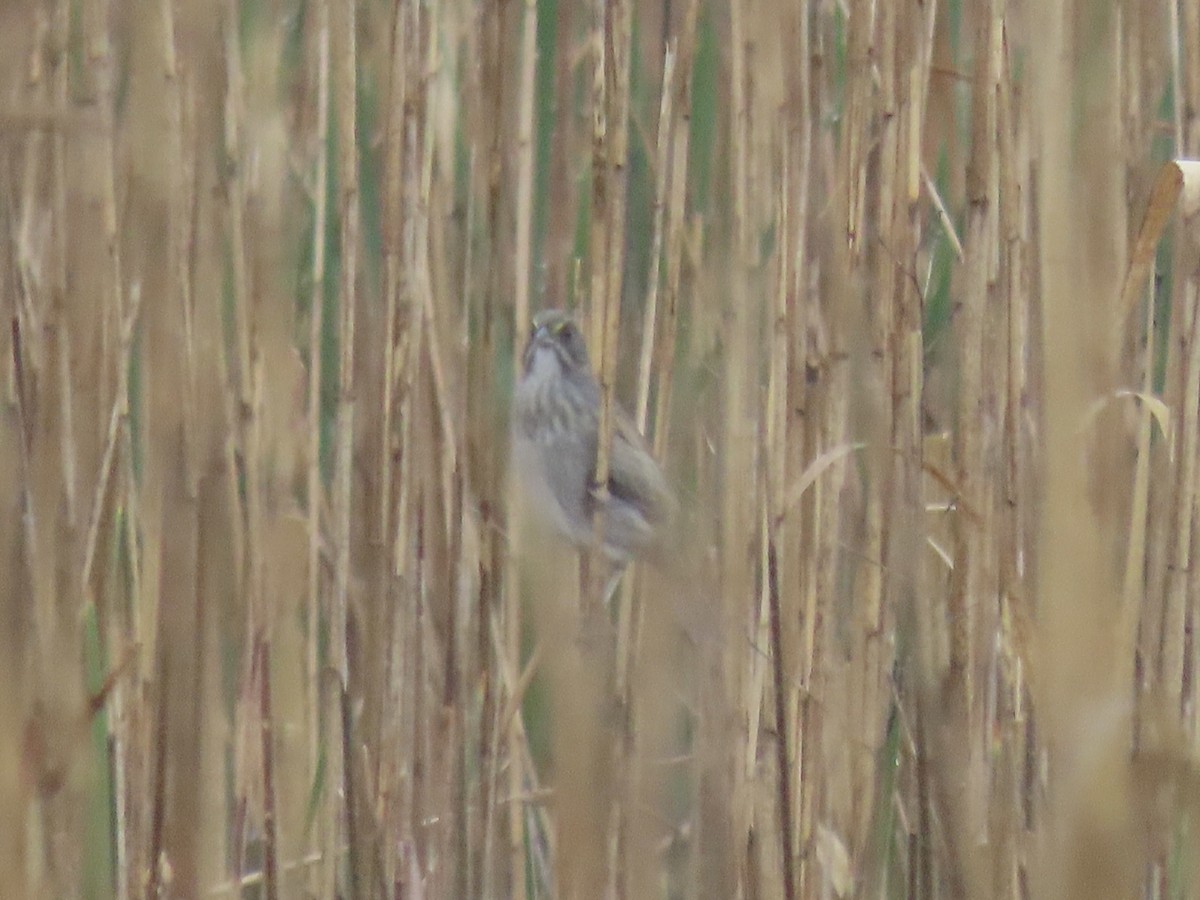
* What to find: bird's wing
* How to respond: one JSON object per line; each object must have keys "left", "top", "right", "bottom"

{"left": 606, "top": 409, "right": 671, "bottom": 524}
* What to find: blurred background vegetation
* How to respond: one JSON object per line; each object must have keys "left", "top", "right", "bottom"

{"left": 2, "top": 0, "right": 1199, "bottom": 897}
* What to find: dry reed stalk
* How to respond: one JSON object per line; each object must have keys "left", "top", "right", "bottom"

{"left": 836, "top": 3, "right": 894, "bottom": 867}
{"left": 0, "top": 401, "right": 23, "bottom": 894}
{"left": 48, "top": 1, "right": 75, "bottom": 538}
{"left": 1031, "top": 1, "right": 1138, "bottom": 897}
{"left": 218, "top": 11, "right": 279, "bottom": 899}
{"left": 767, "top": 108, "right": 797, "bottom": 900}
{"left": 993, "top": 16, "right": 1034, "bottom": 897}
{"left": 767, "top": 541, "right": 797, "bottom": 900}
{"left": 610, "top": 38, "right": 677, "bottom": 900}
{"left": 74, "top": 0, "right": 129, "bottom": 643}
{"left": 651, "top": 0, "right": 698, "bottom": 466}
{"left": 584, "top": 0, "right": 615, "bottom": 619}
{"left": 827, "top": 2, "right": 880, "bottom": 889}
{"left": 635, "top": 43, "right": 675, "bottom": 434}
{"left": 515, "top": 0, "right": 538, "bottom": 348}
{"left": 707, "top": 1, "right": 757, "bottom": 894}
{"left": 306, "top": 3, "right": 330, "bottom": 847}
{"left": 1147, "top": 0, "right": 1191, "bottom": 758}
{"left": 935, "top": 7, "right": 998, "bottom": 891}
{"left": 326, "top": 0, "right": 359, "bottom": 894}
{"left": 779, "top": 4, "right": 815, "bottom": 892}
{"left": 889, "top": 0, "right": 940, "bottom": 889}
{"left": 952, "top": 2, "right": 995, "bottom": 740}
{"left": 543, "top": 0, "right": 580, "bottom": 310}
{"left": 378, "top": 0, "right": 407, "bottom": 890}
{"left": 1122, "top": 166, "right": 1182, "bottom": 766}
{"left": 118, "top": 2, "right": 228, "bottom": 896}
{"left": 11, "top": 43, "right": 85, "bottom": 900}
{"left": 257, "top": 636, "right": 279, "bottom": 900}
{"left": 1172, "top": 0, "right": 1200, "bottom": 773}
{"left": 599, "top": 0, "right": 635, "bottom": 892}
{"left": 1184, "top": 0, "right": 1200, "bottom": 152}
{"left": 472, "top": 3, "right": 511, "bottom": 899}
{"left": 508, "top": 0, "right": 540, "bottom": 896}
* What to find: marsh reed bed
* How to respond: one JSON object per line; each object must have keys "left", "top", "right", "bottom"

{"left": 2, "top": 0, "right": 1200, "bottom": 896}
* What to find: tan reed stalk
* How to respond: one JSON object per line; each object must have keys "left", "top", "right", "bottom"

{"left": 328, "top": 0, "right": 359, "bottom": 893}
{"left": 584, "top": 0, "right": 614, "bottom": 618}
{"left": 8, "top": 17, "right": 72, "bottom": 897}
{"left": 0, "top": 425, "right": 21, "bottom": 893}
{"left": 218, "top": 10, "right": 266, "bottom": 898}
{"left": 993, "top": 17, "right": 1033, "bottom": 896}
{"left": 951, "top": 4, "right": 994, "bottom": 742}
{"left": 1121, "top": 167, "right": 1181, "bottom": 756}
{"left": 933, "top": 10, "right": 998, "bottom": 891}
{"left": 1031, "top": 2, "right": 1139, "bottom": 896}
{"left": 1184, "top": 0, "right": 1200, "bottom": 152}
{"left": 776, "top": 4, "right": 819, "bottom": 895}
{"left": 1143, "top": 0, "right": 1190, "bottom": 762}
{"left": 767, "top": 127, "right": 798, "bottom": 900}
{"left": 611, "top": 38, "right": 677, "bottom": 900}
{"left": 651, "top": 0, "right": 698, "bottom": 468}
{"left": 836, "top": 4, "right": 894, "bottom": 867}
{"left": 889, "top": 2, "right": 940, "bottom": 890}
{"left": 102, "top": 42, "right": 142, "bottom": 900}
{"left": 1172, "top": 0, "right": 1200, "bottom": 769}
{"left": 543, "top": 0, "right": 579, "bottom": 310}
{"left": 49, "top": 9, "right": 76, "bottom": 538}
{"left": 717, "top": 1, "right": 768, "bottom": 893}
{"left": 635, "top": 43, "right": 675, "bottom": 434}
{"left": 508, "top": 0, "right": 539, "bottom": 895}
{"left": 306, "top": 4, "right": 329, "bottom": 852}
{"left": 780, "top": 4, "right": 826, "bottom": 896}
{"left": 598, "top": 0, "right": 635, "bottom": 893}
{"left": 378, "top": 0, "right": 407, "bottom": 889}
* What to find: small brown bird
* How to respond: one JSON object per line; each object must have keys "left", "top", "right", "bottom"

{"left": 512, "top": 309, "right": 672, "bottom": 564}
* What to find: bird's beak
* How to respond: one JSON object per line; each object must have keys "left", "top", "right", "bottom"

{"left": 522, "top": 324, "right": 548, "bottom": 374}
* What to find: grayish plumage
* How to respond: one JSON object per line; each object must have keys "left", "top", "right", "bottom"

{"left": 512, "top": 309, "right": 672, "bottom": 563}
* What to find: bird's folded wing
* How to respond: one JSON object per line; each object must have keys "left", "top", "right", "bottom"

{"left": 606, "top": 412, "right": 671, "bottom": 524}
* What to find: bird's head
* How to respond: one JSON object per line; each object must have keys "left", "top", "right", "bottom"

{"left": 521, "top": 309, "right": 592, "bottom": 380}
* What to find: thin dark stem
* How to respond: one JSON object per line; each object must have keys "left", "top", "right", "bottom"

{"left": 767, "top": 538, "right": 796, "bottom": 900}
{"left": 340, "top": 676, "right": 361, "bottom": 900}
{"left": 259, "top": 636, "right": 279, "bottom": 900}
{"left": 146, "top": 657, "right": 169, "bottom": 900}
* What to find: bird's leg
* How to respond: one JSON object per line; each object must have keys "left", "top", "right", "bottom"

{"left": 575, "top": 562, "right": 625, "bottom": 653}
{"left": 602, "top": 564, "right": 627, "bottom": 607}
